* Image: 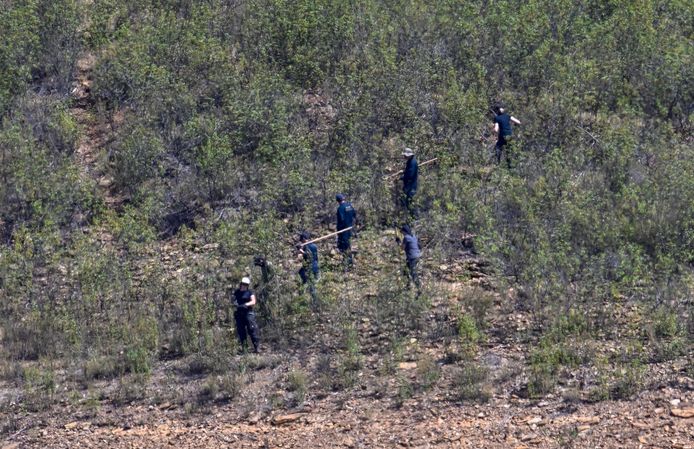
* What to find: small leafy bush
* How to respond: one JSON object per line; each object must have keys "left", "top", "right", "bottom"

{"left": 454, "top": 363, "right": 490, "bottom": 403}
{"left": 286, "top": 369, "right": 308, "bottom": 405}
{"left": 458, "top": 314, "right": 482, "bottom": 359}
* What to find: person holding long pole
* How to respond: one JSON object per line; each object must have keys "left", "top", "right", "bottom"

{"left": 401, "top": 147, "right": 418, "bottom": 218}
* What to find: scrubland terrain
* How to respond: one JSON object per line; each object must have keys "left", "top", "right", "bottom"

{"left": 1, "top": 1, "right": 692, "bottom": 447}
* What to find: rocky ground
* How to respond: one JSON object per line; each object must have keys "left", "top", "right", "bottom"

{"left": 1, "top": 223, "right": 692, "bottom": 449}
{"left": 1, "top": 363, "right": 692, "bottom": 448}
{"left": 2, "top": 250, "right": 692, "bottom": 449}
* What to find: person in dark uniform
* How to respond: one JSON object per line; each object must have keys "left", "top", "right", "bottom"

{"left": 335, "top": 193, "right": 357, "bottom": 269}
{"left": 492, "top": 104, "right": 521, "bottom": 167}
{"left": 298, "top": 232, "right": 320, "bottom": 304}
{"left": 398, "top": 224, "right": 421, "bottom": 291}
{"left": 401, "top": 147, "right": 418, "bottom": 217}
{"left": 232, "top": 277, "right": 259, "bottom": 353}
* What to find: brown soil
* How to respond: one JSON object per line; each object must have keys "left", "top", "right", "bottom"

{"left": 1, "top": 221, "right": 692, "bottom": 449}
{"left": 2, "top": 362, "right": 692, "bottom": 448}
{"left": 2, "top": 251, "right": 692, "bottom": 449}
{"left": 70, "top": 50, "right": 124, "bottom": 209}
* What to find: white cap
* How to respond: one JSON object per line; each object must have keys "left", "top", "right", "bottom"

{"left": 241, "top": 277, "right": 251, "bottom": 285}
{"left": 402, "top": 147, "right": 415, "bottom": 156}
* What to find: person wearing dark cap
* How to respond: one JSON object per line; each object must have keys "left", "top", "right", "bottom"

{"left": 232, "top": 277, "right": 260, "bottom": 353}
{"left": 492, "top": 104, "right": 521, "bottom": 167}
{"left": 401, "top": 147, "right": 418, "bottom": 217}
{"left": 336, "top": 193, "right": 357, "bottom": 269}
{"left": 399, "top": 224, "right": 421, "bottom": 290}
{"left": 298, "top": 232, "right": 320, "bottom": 304}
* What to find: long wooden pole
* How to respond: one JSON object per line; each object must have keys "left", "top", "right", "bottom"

{"left": 575, "top": 125, "right": 602, "bottom": 145}
{"left": 300, "top": 226, "right": 353, "bottom": 246}
{"left": 383, "top": 158, "right": 438, "bottom": 180}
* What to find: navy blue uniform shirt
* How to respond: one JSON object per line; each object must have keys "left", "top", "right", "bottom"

{"left": 233, "top": 289, "right": 254, "bottom": 307}
{"left": 494, "top": 113, "right": 513, "bottom": 137}
{"left": 402, "top": 156, "right": 418, "bottom": 194}
{"left": 304, "top": 243, "right": 318, "bottom": 263}
{"left": 336, "top": 202, "right": 356, "bottom": 230}
{"left": 303, "top": 242, "right": 319, "bottom": 273}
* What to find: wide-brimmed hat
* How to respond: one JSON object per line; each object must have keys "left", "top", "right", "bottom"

{"left": 402, "top": 147, "right": 415, "bottom": 157}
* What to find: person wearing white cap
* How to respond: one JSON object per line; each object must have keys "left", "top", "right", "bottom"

{"left": 232, "top": 276, "right": 259, "bottom": 353}
{"left": 401, "top": 147, "right": 418, "bottom": 217}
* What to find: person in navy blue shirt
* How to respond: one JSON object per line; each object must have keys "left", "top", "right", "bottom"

{"left": 232, "top": 277, "right": 259, "bottom": 353}
{"left": 399, "top": 224, "right": 421, "bottom": 291}
{"left": 335, "top": 193, "right": 356, "bottom": 269}
{"left": 298, "top": 232, "right": 320, "bottom": 304}
{"left": 401, "top": 147, "right": 418, "bottom": 217}
{"left": 493, "top": 104, "right": 521, "bottom": 167}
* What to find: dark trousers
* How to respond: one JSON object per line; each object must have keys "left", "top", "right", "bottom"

{"left": 402, "top": 189, "right": 417, "bottom": 218}
{"left": 406, "top": 258, "right": 421, "bottom": 289}
{"left": 299, "top": 265, "right": 320, "bottom": 303}
{"left": 495, "top": 135, "right": 514, "bottom": 168}
{"left": 337, "top": 232, "right": 353, "bottom": 267}
{"left": 234, "top": 308, "right": 259, "bottom": 351}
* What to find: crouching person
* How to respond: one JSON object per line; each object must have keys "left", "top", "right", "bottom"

{"left": 233, "top": 277, "right": 259, "bottom": 353}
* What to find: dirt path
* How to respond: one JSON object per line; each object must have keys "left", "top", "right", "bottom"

{"left": 70, "top": 50, "right": 123, "bottom": 209}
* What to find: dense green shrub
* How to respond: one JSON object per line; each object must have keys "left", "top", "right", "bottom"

{"left": 0, "top": 98, "right": 97, "bottom": 240}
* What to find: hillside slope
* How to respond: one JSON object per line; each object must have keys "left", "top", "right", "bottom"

{"left": 1, "top": 0, "right": 693, "bottom": 447}
{"left": 2, "top": 227, "right": 693, "bottom": 448}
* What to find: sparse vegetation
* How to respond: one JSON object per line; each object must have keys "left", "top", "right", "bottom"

{"left": 457, "top": 314, "right": 483, "bottom": 360}
{"left": 0, "top": 0, "right": 692, "bottom": 445}
{"left": 113, "top": 374, "right": 148, "bottom": 405}
{"left": 198, "top": 373, "right": 242, "bottom": 404}
{"left": 83, "top": 355, "right": 119, "bottom": 381}
{"left": 415, "top": 355, "right": 441, "bottom": 391}
{"left": 22, "top": 365, "right": 57, "bottom": 412}
{"left": 453, "top": 363, "right": 491, "bottom": 403}
{"left": 286, "top": 370, "right": 308, "bottom": 406}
